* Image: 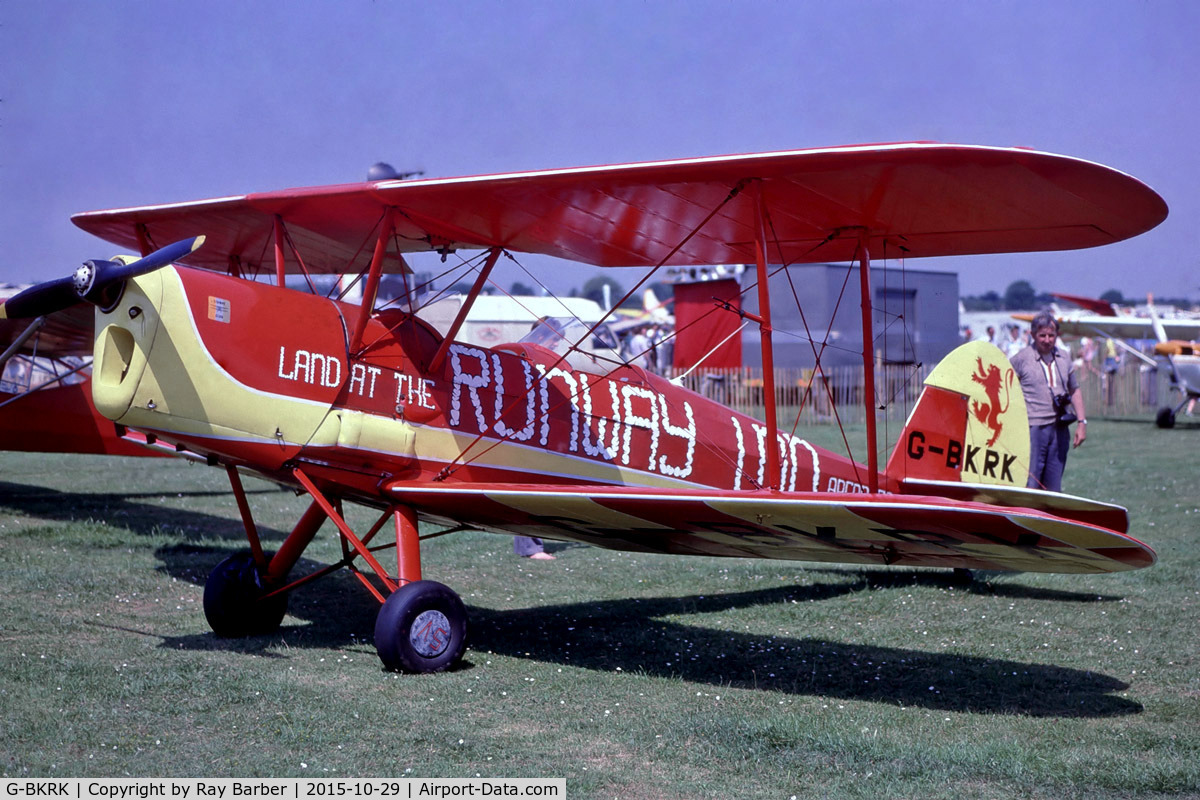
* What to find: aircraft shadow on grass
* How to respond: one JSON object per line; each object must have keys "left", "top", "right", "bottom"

{"left": 0, "top": 480, "right": 290, "bottom": 543}
{"left": 2, "top": 480, "right": 1139, "bottom": 717}
{"left": 149, "top": 541, "right": 1140, "bottom": 719}
{"left": 1104, "top": 416, "right": 1200, "bottom": 429}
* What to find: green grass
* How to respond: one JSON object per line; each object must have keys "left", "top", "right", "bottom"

{"left": 1, "top": 419, "right": 1198, "bottom": 798}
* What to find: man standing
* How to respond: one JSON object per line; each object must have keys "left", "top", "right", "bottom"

{"left": 1009, "top": 312, "right": 1087, "bottom": 491}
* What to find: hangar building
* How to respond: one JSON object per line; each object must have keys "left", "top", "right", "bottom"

{"left": 740, "top": 263, "right": 960, "bottom": 369}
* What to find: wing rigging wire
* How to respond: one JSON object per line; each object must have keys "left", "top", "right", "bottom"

{"left": 777, "top": 263, "right": 863, "bottom": 485}
{"left": 872, "top": 244, "right": 925, "bottom": 466}
{"left": 274, "top": 223, "right": 320, "bottom": 296}
{"left": 329, "top": 209, "right": 390, "bottom": 302}
{"left": 428, "top": 257, "right": 754, "bottom": 487}
{"left": 503, "top": 178, "right": 753, "bottom": 377}
{"left": 431, "top": 181, "right": 757, "bottom": 483}
{"left": 756, "top": 209, "right": 926, "bottom": 482}
{"left": 738, "top": 208, "right": 869, "bottom": 483}
{"left": 438, "top": 181, "right": 913, "bottom": 489}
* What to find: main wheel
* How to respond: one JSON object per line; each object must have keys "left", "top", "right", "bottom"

{"left": 203, "top": 552, "right": 288, "bottom": 637}
{"left": 374, "top": 580, "right": 468, "bottom": 673}
{"left": 950, "top": 568, "right": 974, "bottom": 587}
{"left": 1156, "top": 407, "right": 1176, "bottom": 429}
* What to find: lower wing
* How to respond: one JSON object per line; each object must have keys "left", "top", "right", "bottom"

{"left": 384, "top": 482, "right": 1153, "bottom": 574}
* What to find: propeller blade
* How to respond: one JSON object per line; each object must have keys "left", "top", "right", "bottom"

{"left": 0, "top": 236, "right": 205, "bottom": 320}
{"left": 1, "top": 276, "right": 80, "bottom": 320}
{"left": 103, "top": 235, "right": 206, "bottom": 286}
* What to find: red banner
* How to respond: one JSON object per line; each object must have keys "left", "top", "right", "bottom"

{"left": 672, "top": 280, "right": 741, "bottom": 369}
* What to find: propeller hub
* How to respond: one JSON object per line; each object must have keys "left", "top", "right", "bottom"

{"left": 72, "top": 262, "right": 98, "bottom": 297}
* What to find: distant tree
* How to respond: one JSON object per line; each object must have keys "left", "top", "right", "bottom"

{"left": 962, "top": 290, "right": 1001, "bottom": 312}
{"left": 510, "top": 281, "right": 536, "bottom": 296}
{"left": 1003, "top": 280, "right": 1037, "bottom": 310}
{"left": 1100, "top": 289, "right": 1125, "bottom": 305}
{"left": 1145, "top": 294, "right": 1194, "bottom": 309}
{"left": 581, "top": 275, "right": 625, "bottom": 309}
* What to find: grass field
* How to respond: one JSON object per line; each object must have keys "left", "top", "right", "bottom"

{"left": 1, "top": 419, "right": 1197, "bottom": 798}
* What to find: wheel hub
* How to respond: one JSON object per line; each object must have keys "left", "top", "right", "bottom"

{"left": 409, "top": 609, "right": 452, "bottom": 657}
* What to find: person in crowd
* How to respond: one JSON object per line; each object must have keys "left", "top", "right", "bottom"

{"left": 1079, "top": 336, "right": 1100, "bottom": 377}
{"left": 1002, "top": 325, "right": 1026, "bottom": 358}
{"left": 623, "top": 327, "right": 652, "bottom": 368}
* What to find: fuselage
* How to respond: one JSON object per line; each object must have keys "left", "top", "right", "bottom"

{"left": 91, "top": 266, "right": 881, "bottom": 504}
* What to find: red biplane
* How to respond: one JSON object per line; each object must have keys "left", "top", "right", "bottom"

{"left": 0, "top": 143, "right": 1166, "bottom": 673}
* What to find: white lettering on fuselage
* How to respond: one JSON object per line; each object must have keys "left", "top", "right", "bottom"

{"left": 578, "top": 373, "right": 620, "bottom": 461}
{"left": 284, "top": 341, "right": 820, "bottom": 491}
{"left": 348, "top": 363, "right": 383, "bottom": 398}
{"left": 731, "top": 416, "right": 819, "bottom": 491}
{"left": 278, "top": 346, "right": 341, "bottom": 388}
{"left": 446, "top": 343, "right": 696, "bottom": 479}
{"left": 395, "top": 372, "right": 436, "bottom": 410}
{"left": 448, "top": 346, "right": 491, "bottom": 431}
{"left": 492, "top": 353, "right": 538, "bottom": 442}
{"left": 273, "top": 342, "right": 826, "bottom": 492}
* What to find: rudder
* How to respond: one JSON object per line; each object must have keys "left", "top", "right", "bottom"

{"left": 886, "top": 341, "right": 1029, "bottom": 487}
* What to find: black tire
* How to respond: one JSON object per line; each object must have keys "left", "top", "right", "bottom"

{"left": 374, "top": 580, "right": 468, "bottom": 673}
{"left": 203, "top": 552, "right": 288, "bottom": 637}
{"left": 950, "top": 568, "right": 974, "bottom": 587}
{"left": 1156, "top": 407, "right": 1176, "bottom": 429}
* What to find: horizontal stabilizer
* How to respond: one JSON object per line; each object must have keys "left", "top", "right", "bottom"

{"left": 895, "top": 478, "right": 1128, "bottom": 533}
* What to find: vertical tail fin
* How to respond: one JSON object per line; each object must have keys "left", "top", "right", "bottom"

{"left": 1146, "top": 293, "right": 1170, "bottom": 345}
{"left": 886, "top": 341, "right": 1029, "bottom": 487}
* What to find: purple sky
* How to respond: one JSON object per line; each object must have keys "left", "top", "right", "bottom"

{"left": 3, "top": 1, "right": 1197, "bottom": 301}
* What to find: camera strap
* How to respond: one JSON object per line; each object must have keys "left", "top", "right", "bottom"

{"left": 1038, "top": 355, "right": 1058, "bottom": 391}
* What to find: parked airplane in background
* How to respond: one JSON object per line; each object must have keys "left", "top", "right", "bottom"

{"left": 1014, "top": 294, "right": 1200, "bottom": 342}
{"left": 1020, "top": 293, "right": 1199, "bottom": 428}
{"left": 0, "top": 143, "right": 1165, "bottom": 673}
{"left": 1146, "top": 316, "right": 1200, "bottom": 429}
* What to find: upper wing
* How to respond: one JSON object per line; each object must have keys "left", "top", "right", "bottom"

{"left": 72, "top": 143, "right": 1168, "bottom": 274}
{"left": 385, "top": 482, "right": 1154, "bottom": 574}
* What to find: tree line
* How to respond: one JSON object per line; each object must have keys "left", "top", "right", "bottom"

{"left": 449, "top": 275, "right": 1193, "bottom": 313}
{"left": 962, "top": 280, "right": 1194, "bottom": 312}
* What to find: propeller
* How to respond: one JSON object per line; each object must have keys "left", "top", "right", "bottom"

{"left": 1, "top": 236, "right": 205, "bottom": 320}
